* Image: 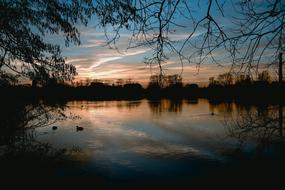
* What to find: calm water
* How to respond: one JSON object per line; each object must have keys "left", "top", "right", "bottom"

{"left": 31, "top": 99, "right": 284, "bottom": 183}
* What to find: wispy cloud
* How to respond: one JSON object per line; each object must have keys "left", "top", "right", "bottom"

{"left": 65, "top": 58, "right": 88, "bottom": 64}
{"left": 79, "top": 39, "right": 107, "bottom": 48}
{"left": 89, "top": 48, "right": 150, "bottom": 69}
{"left": 63, "top": 25, "right": 232, "bottom": 85}
{"left": 90, "top": 56, "right": 123, "bottom": 69}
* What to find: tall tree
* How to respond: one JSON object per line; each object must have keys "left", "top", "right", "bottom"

{"left": 0, "top": 0, "right": 95, "bottom": 84}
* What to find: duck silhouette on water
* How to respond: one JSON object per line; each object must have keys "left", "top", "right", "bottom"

{"left": 52, "top": 126, "right": 58, "bottom": 130}
{"left": 76, "top": 126, "right": 84, "bottom": 132}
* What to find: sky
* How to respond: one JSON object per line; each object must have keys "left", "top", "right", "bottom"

{"left": 62, "top": 27, "right": 231, "bottom": 86}
{"left": 57, "top": 0, "right": 280, "bottom": 86}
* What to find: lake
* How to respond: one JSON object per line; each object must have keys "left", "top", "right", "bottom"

{"left": 1, "top": 99, "right": 284, "bottom": 187}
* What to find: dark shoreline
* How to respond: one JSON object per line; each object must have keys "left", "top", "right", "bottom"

{"left": 1, "top": 81, "right": 284, "bottom": 105}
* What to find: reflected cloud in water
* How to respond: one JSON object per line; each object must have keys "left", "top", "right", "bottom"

{"left": 0, "top": 99, "right": 284, "bottom": 185}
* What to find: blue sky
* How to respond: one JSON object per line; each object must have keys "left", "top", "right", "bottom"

{"left": 57, "top": 0, "right": 280, "bottom": 85}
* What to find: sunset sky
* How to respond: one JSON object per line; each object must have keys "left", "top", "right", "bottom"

{"left": 55, "top": 0, "right": 278, "bottom": 86}
{"left": 62, "top": 29, "right": 231, "bottom": 86}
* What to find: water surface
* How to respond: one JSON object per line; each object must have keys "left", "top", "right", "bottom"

{"left": 33, "top": 99, "right": 284, "bottom": 183}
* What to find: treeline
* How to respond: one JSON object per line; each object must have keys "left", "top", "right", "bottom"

{"left": 1, "top": 72, "right": 284, "bottom": 103}
{"left": 204, "top": 71, "right": 285, "bottom": 103}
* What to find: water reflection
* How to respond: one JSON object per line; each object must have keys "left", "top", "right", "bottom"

{"left": 0, "top": 99, "right": 284, "bottom": 186}
{"left": 225, "top": 104, "right": 284, "bottom": 147}
{"left": 209, "top": 102, "right": 236, "bottom": 114}
{"left": 148, "top": 99, "right": 184, "bottom": 115}
{"left": 0, "top": 101, "right": 67, "bottom": 145}
{"left": 0, "top": 101, "right": 75, "bottom": 179}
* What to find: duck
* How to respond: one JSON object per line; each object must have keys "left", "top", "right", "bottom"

{"left": 52, "top": 126, "right": 58, "bottom": 130}
{"left": 76, "top": 126, "right": 84, "bottom": 131}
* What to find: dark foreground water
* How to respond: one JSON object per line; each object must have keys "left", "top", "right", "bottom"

{"left": 1, "top": 99, "right": 284, "bottom": 188}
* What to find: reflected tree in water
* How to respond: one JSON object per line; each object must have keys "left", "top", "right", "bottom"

{"left": 148, "top": 99, "right": 183, "bottom": 115}
{"left": 0, "top": 102, "right": 67, "bottom": 145}
{"left": 0, "top": 101, "right": 79, "bottom": 178}
{"left": 209, "top": 102, "right": 236, "bottom": 115}
{"left": 116, "top": 100, "right": 142, "bottom": 111}
{"left": 225, "top": 105, "right": 284, "bottom": 148}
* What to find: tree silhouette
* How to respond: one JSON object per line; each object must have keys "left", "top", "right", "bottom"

{"left": 0, "top": 0, "right": 94, "bottom": 83}
{"left": 95, "top": 0, "right": 284, "bottom": 76}
{"left": 258, "top": 71, "right": 271, "bottom": 82}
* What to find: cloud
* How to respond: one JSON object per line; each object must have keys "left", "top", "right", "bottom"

{"left": 65, "top": 58, "right": 88, "bottom": 64}
{"left": 79, "top": 39, "right": 107, "bottom": 48}
{"left": 89, "top": 48, "right": 150, "bottom": 69}
{"left": 91, "top": 56, "right": 123, "bottom": 69}
{"left": 64, "top": 24, "right": 232, "bottom": 85}
{"left": 168, "top": 31, "right": 203, "bottom": 41}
